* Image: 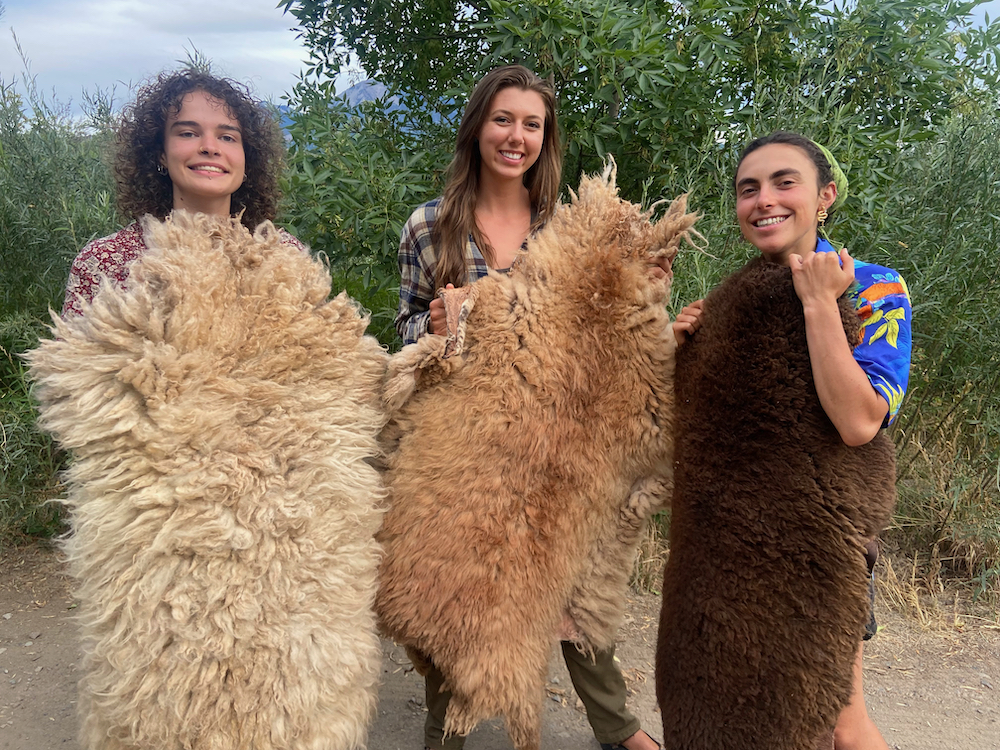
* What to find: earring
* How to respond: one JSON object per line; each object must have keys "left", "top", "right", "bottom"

{"left": 157, "top": 163, "right": 167, "bottom": 175}
{"left": 817, "top": 207, "right": 828, "bottom": 226}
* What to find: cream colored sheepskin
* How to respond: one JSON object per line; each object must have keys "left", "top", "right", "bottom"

{"left": 377, "top": 164, "right": 698, "bottom": 750}
{"left": 27, "top": 212, "right": 387, "bottom": 750}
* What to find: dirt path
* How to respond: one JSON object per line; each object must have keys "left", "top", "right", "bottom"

{"left": 1, "top": 543, "right": 997, "bottom": 750}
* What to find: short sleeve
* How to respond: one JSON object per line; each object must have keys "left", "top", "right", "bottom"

{"left": 61, "top": 224, "right": 146, "bottom": 318}
{"left": 851, "top": 264, "right": 912, "bottom": 426}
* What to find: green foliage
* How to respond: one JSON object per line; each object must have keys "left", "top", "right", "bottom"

{"left": 277, "top": 0, "right": 493, "bottom": 101}
{"left": 0, "top": 74, "right": 118, "bottom": 539}
{"left": 873, "top": 110, "right": 1000, "bottom": 599}
{"left": 282, "top": 0, "right": 1000, "bottom": 201}
{"left": 0, "top": 80, "right": 118, "bottom": 318}
{"left": 1, "top": 313, "right": 66, "bottom": 540}
{"left": 281, "top": 78, "right": 444, "bottom": 347}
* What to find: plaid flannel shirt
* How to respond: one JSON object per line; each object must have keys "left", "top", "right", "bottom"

{"left": 395, "top": 199, "right": 492, "bottom": 345}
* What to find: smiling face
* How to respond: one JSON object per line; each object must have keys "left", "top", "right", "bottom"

{"left": 160, "top": 90, "right": 246, "bottom": 217}
{"left": 735, "top": 142, "right": 837, "bottom": 265}
{"left": 476, "top": 86, "right": 546, "bottom": 186}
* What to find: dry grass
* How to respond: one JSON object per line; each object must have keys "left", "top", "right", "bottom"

{"left": 876, "top": 550, "right": 1000, "bottom": 632}
{"left": 629, "top": 512, "right": 669, "bottom": 593}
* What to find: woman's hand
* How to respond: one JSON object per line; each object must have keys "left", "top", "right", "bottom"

{"left": 428, "top": 283, "right": 455, "bottom": 336}
{"left": 672, "top": 299, "right": 704, "bottom": 346}
{"left": 789, "top": 248, "right": 855, "bottom": 307}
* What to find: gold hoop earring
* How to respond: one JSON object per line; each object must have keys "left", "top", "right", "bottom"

{"left": 817, "top": 207, "right": 828, "bottom": 226}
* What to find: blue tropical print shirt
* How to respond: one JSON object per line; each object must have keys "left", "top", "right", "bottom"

{"left": 816, "top": 238, "right": 912, "bottom": 425}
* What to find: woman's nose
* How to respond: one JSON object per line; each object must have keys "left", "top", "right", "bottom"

{"left": 756, "top": 186, "right": 775, "bottom": 207}
{"left": 200, "top": 138, "right": 220, "bottom": 155}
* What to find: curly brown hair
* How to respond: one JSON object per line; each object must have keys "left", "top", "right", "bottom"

{"left": 114, "top": 69, "right": 284, "bottom": 228}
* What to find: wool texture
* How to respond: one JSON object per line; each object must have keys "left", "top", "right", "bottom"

{"left": 376, "top": 163, "right": 697, "bottom": 750}
{"left": 655, "top": 257, "right": 897, "bottom": 750}
{"left": 27, "top": 212, "right": 387, "bottom": 750}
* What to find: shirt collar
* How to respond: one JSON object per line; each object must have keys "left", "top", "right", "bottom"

{"left": 816, "top": 236, "right": 837, "bottom": 255}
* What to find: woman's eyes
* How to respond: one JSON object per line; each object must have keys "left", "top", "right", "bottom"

{"left": 175, "top": 130, "right": 239, "bottom": 143}
{"left": 493, "top": 117, "right": 542, "bottom": 129}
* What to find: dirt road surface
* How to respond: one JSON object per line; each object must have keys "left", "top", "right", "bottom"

{"left": 1, "top": 543, "right": 997, "bottom": 750}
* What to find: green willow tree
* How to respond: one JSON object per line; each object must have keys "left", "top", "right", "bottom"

{"left": 279, "top": 0, "right": 1000, "bottom": 313}
{"left": 278, "top": 0, "right": 1000, "bottom": 592}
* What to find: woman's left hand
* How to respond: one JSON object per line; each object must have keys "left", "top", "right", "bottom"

{"left": 789, "top": 248, "right": 855, "bottom": 306}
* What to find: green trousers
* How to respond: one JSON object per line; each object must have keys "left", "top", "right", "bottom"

{"left": 424, "top": 642, "right": 641, "bottom": 749}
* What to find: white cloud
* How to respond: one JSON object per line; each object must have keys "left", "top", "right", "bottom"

{"left": 0, "top": 0, "right": 310, "bottom": 112}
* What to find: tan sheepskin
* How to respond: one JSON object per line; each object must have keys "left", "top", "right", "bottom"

{"left": 377, "top": 163, "right": 699, "bottom": 750}
{"left": 27, "top": 212, "right": 387, "bottom": 750}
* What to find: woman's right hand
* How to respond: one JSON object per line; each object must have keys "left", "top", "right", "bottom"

{"left": 428, "top": 283, "right": 455, "bottom": 336}
{"left": 672, "top": 299, "right": 704, "bottom": 346}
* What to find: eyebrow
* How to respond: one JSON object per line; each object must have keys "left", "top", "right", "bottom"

{"left": 169, "top": 120, "right": 242, "bottom": 133}
{"left": 491, "top": 108, "right": 542, "bottom": 121}
{"left": 736, "top": 167, "right": 801, "bottom": 190}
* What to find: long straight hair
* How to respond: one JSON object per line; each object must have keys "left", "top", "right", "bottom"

{"left": 433, "top": 65, "right": 562, "bottom": 289}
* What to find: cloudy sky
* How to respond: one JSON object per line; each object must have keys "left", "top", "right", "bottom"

{"left": 2, "top": 0, "right": 999, "bottom": 117}
{"left": 0, "top": 0, "right": 317, "bottom": 113}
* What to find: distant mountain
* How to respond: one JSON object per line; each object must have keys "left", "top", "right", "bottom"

{"left": 340, "top": 80, "right": 388, "bottom": 105}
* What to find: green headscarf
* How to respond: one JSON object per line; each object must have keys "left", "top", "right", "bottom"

{"left": 811, "top": 140, "right": 848, "bottom": 245}
{"left": 810, "top": 140, "right": 848, "bottom": 209}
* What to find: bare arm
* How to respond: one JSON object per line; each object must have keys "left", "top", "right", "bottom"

{"left": 790, "top": 249, "right": 888, "bottom": 446}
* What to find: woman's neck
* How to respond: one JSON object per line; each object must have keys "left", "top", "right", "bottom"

{"left": 172, "top": 189, "right": 233, "bottom": 219}
{"left": 476, "top": 172, "right": 531, "bottom": 216}
{"left": 764, "top": 233, "right": 819, "bottom": 267}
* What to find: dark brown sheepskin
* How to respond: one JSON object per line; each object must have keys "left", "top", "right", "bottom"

{"left": 655, "top": 257, "right": 897, "bottom": 750}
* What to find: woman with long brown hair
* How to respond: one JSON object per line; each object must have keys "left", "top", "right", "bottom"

{"left": 395, "top": 64, "right": 662, "bottom": 750}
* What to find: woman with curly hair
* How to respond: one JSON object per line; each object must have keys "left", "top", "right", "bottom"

{"left": 62, "top": 68, "right": 302, "bottom": 317}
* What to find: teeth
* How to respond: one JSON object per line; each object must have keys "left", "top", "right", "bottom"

{"left": 500, "top": 151, "right": 523, "bottom": 160}
{"left": 756, "top": 216, "right": 786, "bottom": 227}
{"left": 193, "top": 166, "right": 225, "bottom": 173}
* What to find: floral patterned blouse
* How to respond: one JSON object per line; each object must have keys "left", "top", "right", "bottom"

{"left": 62, "top": 220, "right": 306, "bottom": 318}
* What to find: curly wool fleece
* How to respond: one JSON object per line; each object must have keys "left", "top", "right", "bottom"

{"left": 27, "top": 212, "right": 387, "bottom": 750}
{"left": 656, "top": 258, "right": 897, "bottom": 750}
{"left": 377, "top": 163, "right": 699, "bottom": 750}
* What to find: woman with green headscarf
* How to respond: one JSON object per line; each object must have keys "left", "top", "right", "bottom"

{"left": 671, "top": 131, "right": 912, "bottom": 750}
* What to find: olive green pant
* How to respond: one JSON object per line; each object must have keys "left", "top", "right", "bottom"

{"left": 424, "top": 642, "right": 640, "bottom": 749}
